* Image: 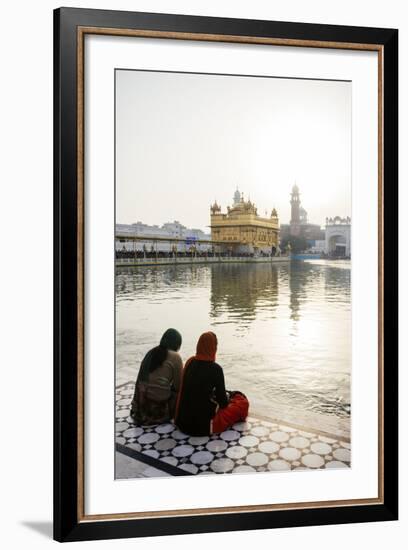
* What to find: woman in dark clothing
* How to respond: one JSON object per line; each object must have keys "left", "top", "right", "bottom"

{"left": 130, "top": 328, "right": 182, "bottom": 426}
{"left": 175, "top": 332, "right": 249, "bottom": 436}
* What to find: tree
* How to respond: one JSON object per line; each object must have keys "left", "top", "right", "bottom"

{"left": 280, "top": 235, "right": 308, "bottom": 253}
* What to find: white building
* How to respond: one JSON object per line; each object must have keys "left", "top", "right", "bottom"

{"left": 115, "top": 221, "right": 212, "bottom": 252}
{"left": 325, "top": 216, "right": 351, "bottom": 257}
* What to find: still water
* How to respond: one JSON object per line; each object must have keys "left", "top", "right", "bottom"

{"left": 116, "top": 260, "right": 351, "bottom": 424}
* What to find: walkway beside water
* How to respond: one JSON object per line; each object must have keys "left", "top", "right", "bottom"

{"left": 115, "top": 381, "right": 351, "bottom": 479}
{"left": 116, "top": 256, "right": 290, "bottom": 267}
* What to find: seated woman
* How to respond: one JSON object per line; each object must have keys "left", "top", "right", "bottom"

{"left": 174, "top": 331, "right": 249, "bottom": 436}
{"left": 130, "top": 328, "right": 182, "bottom": 426}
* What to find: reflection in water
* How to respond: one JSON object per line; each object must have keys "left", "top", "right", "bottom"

{"left": 210, "top": 263, "right": 279, "bottom": 324}
{"left": 116, "top": 260, "right": 351, "bottom": 422}
{"left": 288, "top": 262, "right": 309, "bottom": 322}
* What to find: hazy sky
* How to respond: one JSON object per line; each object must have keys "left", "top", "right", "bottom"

{"left": 116, "top": 69, "right": 351, "bottom": 231}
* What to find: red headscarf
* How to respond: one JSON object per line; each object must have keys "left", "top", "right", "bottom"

{"left": 195, "top": 331, "right": 217, "bottom": 362}
{"left": 174, "top": 332, "right": 217, "bottom": 421}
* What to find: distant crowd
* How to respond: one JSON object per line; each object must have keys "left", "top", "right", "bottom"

{"left": 115, "top": 248, "right": 282, "bottom": 260}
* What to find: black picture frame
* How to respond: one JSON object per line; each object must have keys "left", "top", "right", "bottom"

{"left": 54, "top": 7, "right": 398, "bottom": 542}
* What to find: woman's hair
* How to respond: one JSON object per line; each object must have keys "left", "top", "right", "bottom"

{"left": 148, "top": 344, "right": 168, "bottom": 372}
{"left": 149, "top": 328, "right": 182, "bottom": 373}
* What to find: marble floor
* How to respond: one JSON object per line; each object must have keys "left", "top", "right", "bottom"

{"left": 116, "top": 382, "right": 351, "bottom": 478}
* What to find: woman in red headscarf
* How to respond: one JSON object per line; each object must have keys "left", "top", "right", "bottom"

{"left": 174, "top": 332, "right": 249, "bottom": 436}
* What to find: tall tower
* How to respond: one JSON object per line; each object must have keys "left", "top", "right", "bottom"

{"left": 290, "top": 184, "right": 301, "bottom": 236}
{"left": 290, "top": 184, "right": 301, "bottom": 223}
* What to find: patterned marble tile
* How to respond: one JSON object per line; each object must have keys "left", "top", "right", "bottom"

{"left": 115, "top": 381, "right": 351, "bottom": 478}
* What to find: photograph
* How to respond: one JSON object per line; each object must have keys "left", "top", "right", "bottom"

{"left": 0, "top": 0, "right": 402, "bottom": 543}
{"left": 114, "top": 68, "right": 352, "bottom": 479}
{"left": 52, "top": 6, "right": 398, "bottom": 541}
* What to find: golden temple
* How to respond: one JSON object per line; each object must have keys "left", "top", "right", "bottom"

{"left": 210, "top": 189, "right": 279, "bottom": 255}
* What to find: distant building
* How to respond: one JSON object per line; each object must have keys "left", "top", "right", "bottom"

{"left": 280, "top": 185, "right": 325, "bottom": 246}
{"left": 115, "top": 221, "right": 211, "bottom": 252}
{"left": 210, "top": 189, "right": 280, "bottom": 255}
{"left": 325, "top": 216, "right": 351, "bottom": 257}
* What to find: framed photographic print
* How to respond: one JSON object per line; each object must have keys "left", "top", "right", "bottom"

{"left": 53, "top": 7, "right": 398, "bottom": 542}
